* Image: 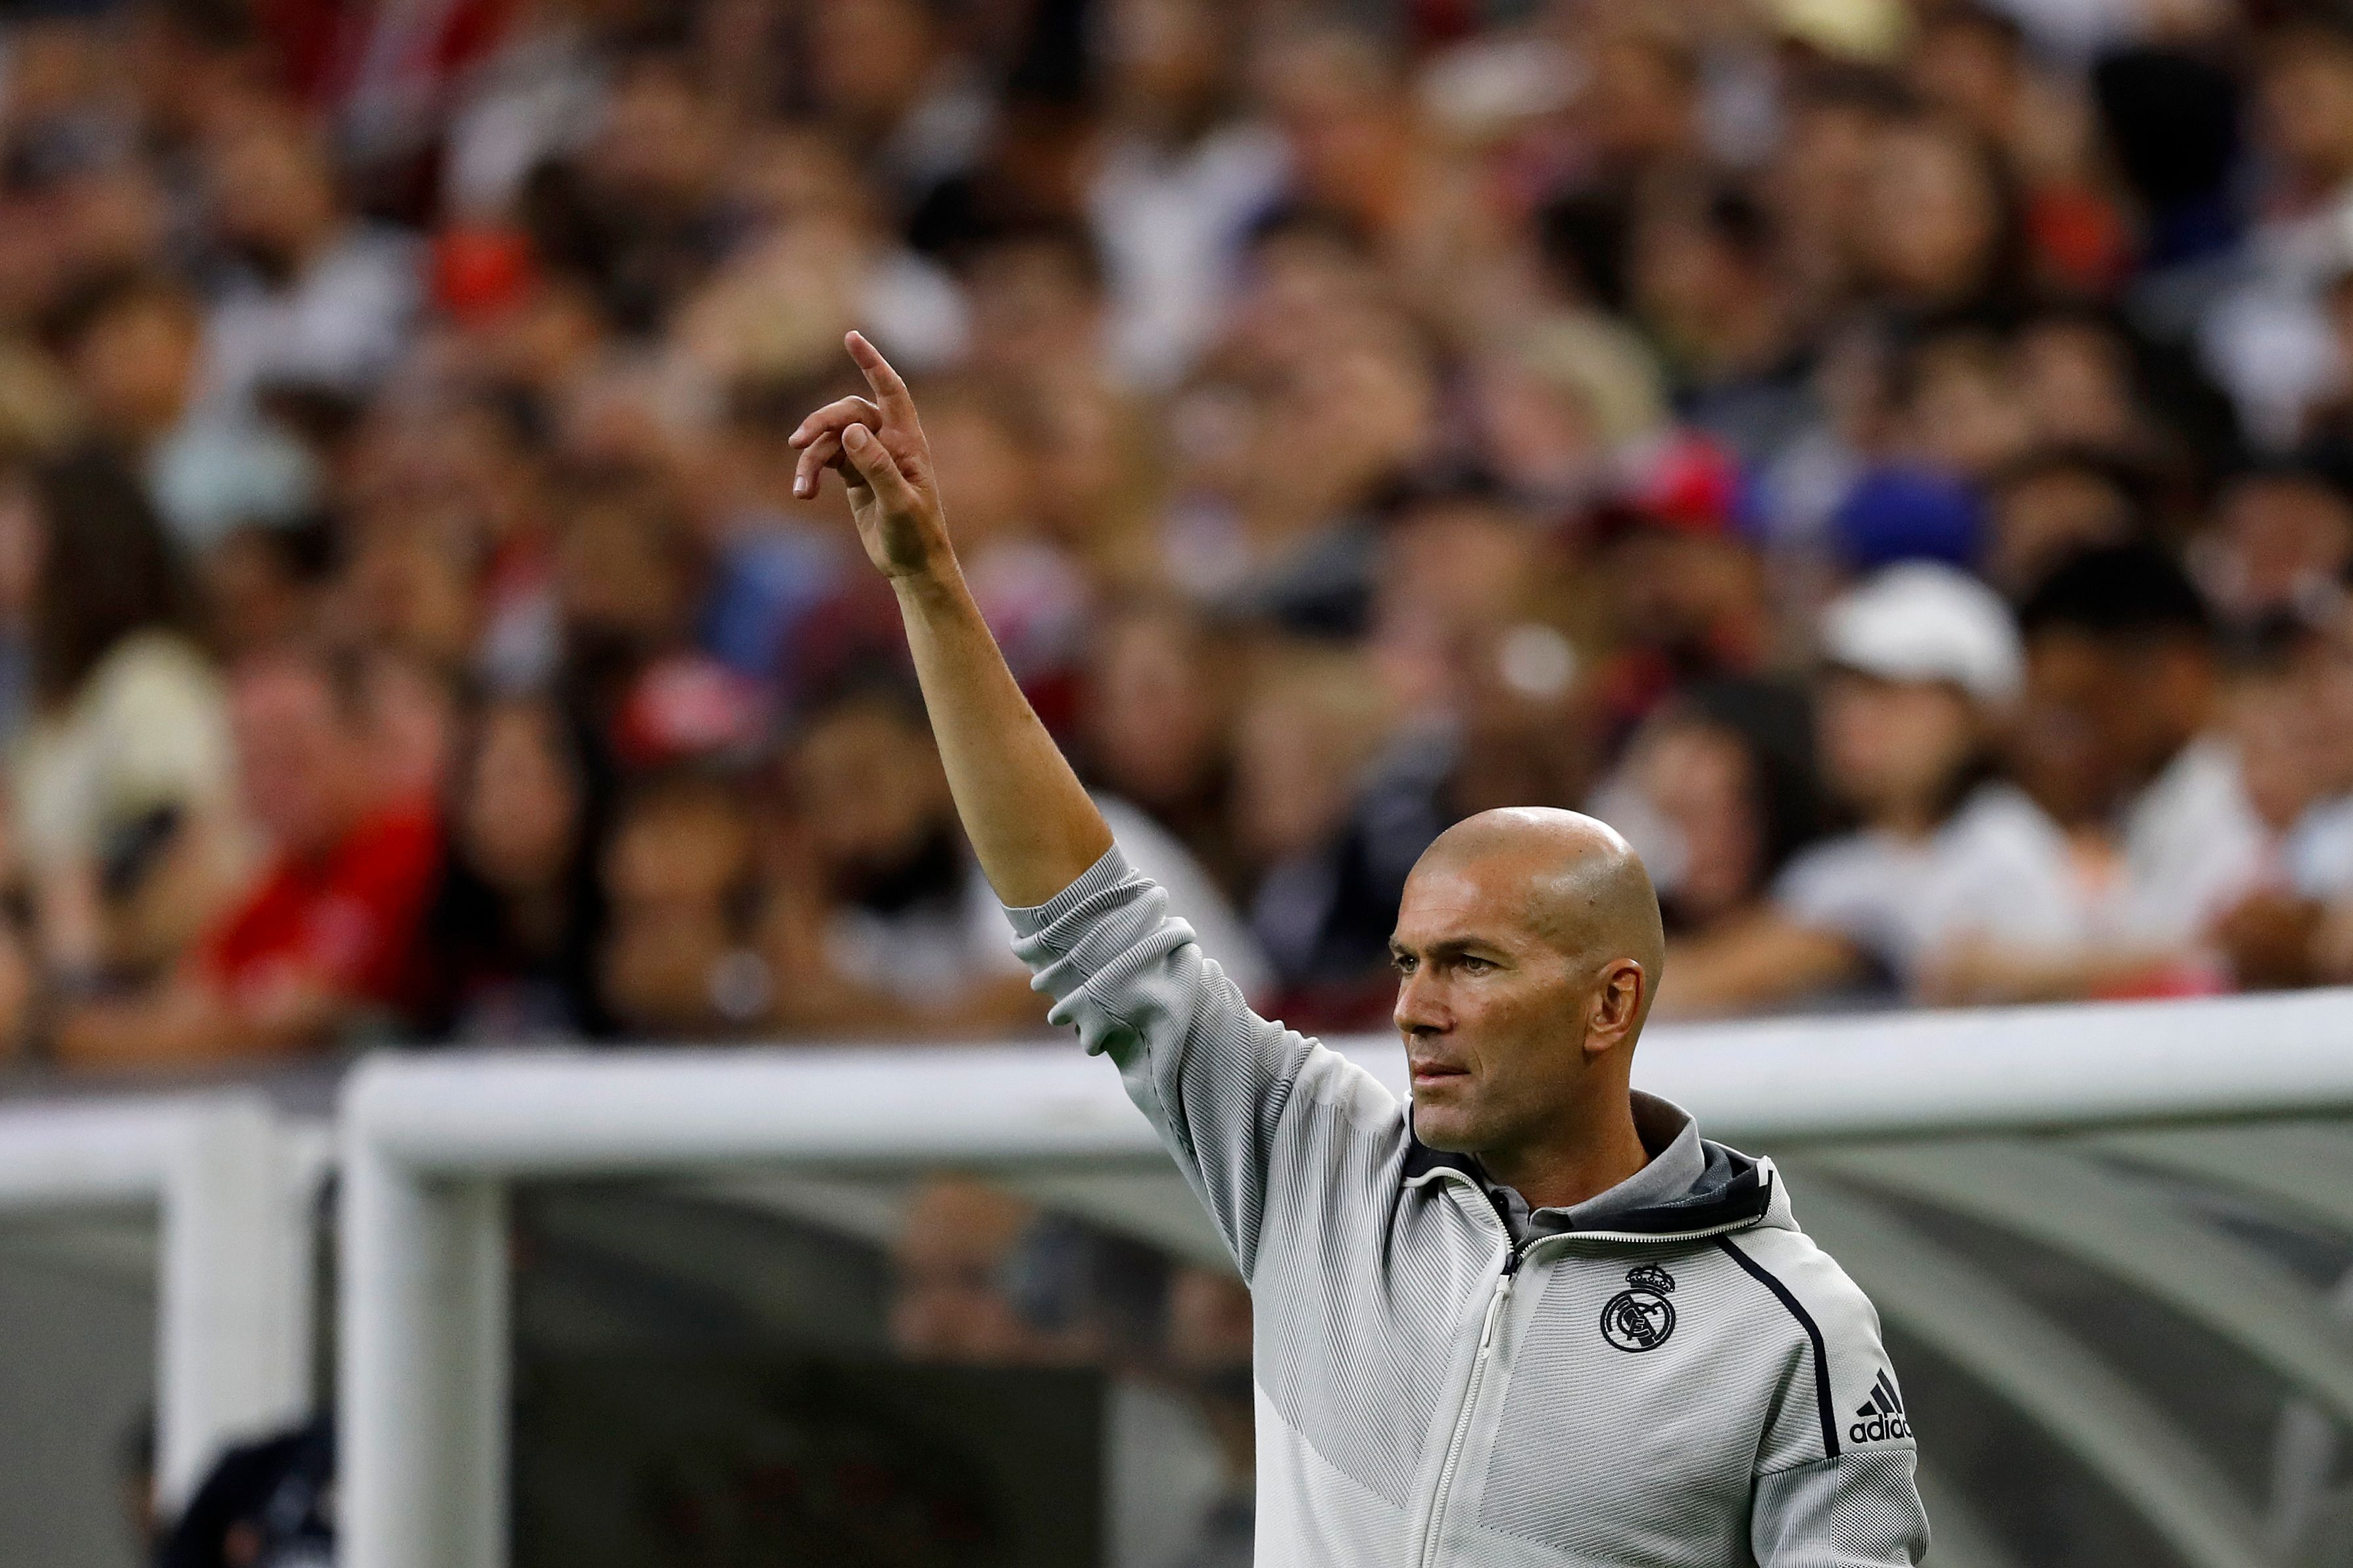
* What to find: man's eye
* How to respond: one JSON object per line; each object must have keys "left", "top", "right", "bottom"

{"left": 1393, "top": 955, "right": 1416, "bottom": 974}
{"left": 1460, "top": 957, "right": 1494, "bottom": 974}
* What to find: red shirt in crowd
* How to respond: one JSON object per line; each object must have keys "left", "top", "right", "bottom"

{"left": 201, "top": 799, "right": 445, "bottom": 1016}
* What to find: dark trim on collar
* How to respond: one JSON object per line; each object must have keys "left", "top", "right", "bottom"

{"left": 1402, "top": 1133, "right": 1481, "bottom": 1186}
{"left": 1401, "top": 1129, "right": 1774, "bottom": 1235}
{"left": 1601, "top": 1161, "right": 1773, "bottom": 1234}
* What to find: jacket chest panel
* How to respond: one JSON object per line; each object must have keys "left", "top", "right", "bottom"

{"left": 1248, "top": 1183, "right": 1516, "bottom": 1507}
{"left": 1467, "top": 1247, "right": 1788, "bottom": 1562}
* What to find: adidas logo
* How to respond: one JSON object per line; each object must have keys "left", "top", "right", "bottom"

{"left": 1849, "top": 1369, "right": 1912, "bottom": 1443}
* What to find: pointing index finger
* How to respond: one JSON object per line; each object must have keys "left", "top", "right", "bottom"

{"left": 846, "top": 331, "right": 917, "bottom": 429}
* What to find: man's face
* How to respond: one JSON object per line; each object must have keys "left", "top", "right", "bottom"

{"left": 2259, "top": 49, "right": 2353, "bottom": 178}
{"left": 790, "top": 701, "right": 954, "bottom": 885}
{"left": 1634, "top": 719, "right": 1760, "bottom": 922}
{"left": 231, "top": 665, "right": 360, "bottom": 857}
{"left": 207, "top": 124, "right": 334, "bottom": 270}
{"left": 2217, "top": 476, "right": 2353, "bottom": 610}
{"left": 1816, "top": 671, "right": 1979, "bottom": 822}
{"left": 1390, "top": 853, "right": 1611, "bottom": 1156}
{"left": 2022, "top": 628, "right": 2155, "bottom": 791}
{"left": 76, "top": 296, "right": 201, "bottom": 434}
{"left": 557, "top": 503, "right": 694, "bottom": 651}
{"left": 811, "top": 0, "right": 933, "bottom": 126}
{"left": 1607, "top": 529, "right": 1756, "bottom": 659}
{"left": 1985, "top": 467, "right": 2132, "bottom": 597}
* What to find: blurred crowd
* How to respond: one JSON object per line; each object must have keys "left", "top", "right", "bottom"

{"left": 2, "top": 0, "right": 2353, "bottom": 1071}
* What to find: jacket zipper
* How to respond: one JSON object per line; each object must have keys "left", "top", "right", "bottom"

{"left": 1416, "top": 1193, "right": 1524, "bottom": 1568}
{"left": 1405, "top": 1172, "right": 1774, "bottom": 1566}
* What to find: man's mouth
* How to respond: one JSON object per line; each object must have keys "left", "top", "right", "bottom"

{"left": 1409, "top": 1060, "right": 1470, "bottom": 1089}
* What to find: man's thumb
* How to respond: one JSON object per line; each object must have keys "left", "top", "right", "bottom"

{"left": 844, "top": 423, "right": 921, "bottom": 513}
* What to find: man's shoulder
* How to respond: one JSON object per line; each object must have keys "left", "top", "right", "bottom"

{"left": 1718, "top": 1223, "right": 1914, "bottom": 1458}
{"left": 1720, "top": 1224, "right": 1883, "bottom": 1344}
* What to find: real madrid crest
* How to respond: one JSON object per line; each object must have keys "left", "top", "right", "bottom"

{"left": 1599, "top": 1263, "right": 1676, "bottom": 1352}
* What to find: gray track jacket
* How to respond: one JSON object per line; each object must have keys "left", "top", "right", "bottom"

{"left": 1008, "top": 847, "right": 1930, "bottom": 1568}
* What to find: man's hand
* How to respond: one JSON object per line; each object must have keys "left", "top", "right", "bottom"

{"left": 788, "top": 332, "right": 955, "bottom": 581}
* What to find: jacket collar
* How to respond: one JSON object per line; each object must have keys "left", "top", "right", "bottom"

{"left": 1402, "top": 1092, "right": 1775, "bottom": 1237}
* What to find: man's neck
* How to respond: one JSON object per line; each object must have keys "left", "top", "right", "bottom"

{"left": 1481, "top": 1099, "right": 1651, "bottom": 1213}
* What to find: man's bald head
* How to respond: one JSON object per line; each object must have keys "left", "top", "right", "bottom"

{"left": 1391, "top": 807, "right": 1668, "bottom": 1164}
{"left": 1411, "top": 807, "right": 1666, "bottom": 1023}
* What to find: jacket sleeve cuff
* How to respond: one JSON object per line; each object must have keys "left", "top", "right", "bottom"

{"left": 1002, "top": 843, "right": 1139, "bottom": 943}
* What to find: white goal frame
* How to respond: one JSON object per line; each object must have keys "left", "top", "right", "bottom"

{"left": 339, "top": 988, "right": 2353, "bottom": 1568}
{"left": 0, "top": 1092, "right": 324, "bottom": 1508}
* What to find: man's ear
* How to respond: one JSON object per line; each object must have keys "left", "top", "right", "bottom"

{"left": 1587, "top": 959, "right": 1646, "bottom": 1056}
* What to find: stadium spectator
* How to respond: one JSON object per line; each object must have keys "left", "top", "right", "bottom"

{"left": 201, "top": 518, "right": 337, "bottom": 664}
{"left": 1584, "top": 440, "right": 1773, "bottom": 746}
{"left": 2014, "top": 544, "right": 2268, "bottom": 987}
{"left": 1665, "top": 563, "right": 2077, "bottom": 1014}
{"left": 698, "top": 375, "right": 855, "bottom": 690}
{"left": 1873, "top": 323, "right": 2032, "bottom": 500}
{"left": 1470, "top": 316, "right": 1668, "bottom": 523}
{"left": 806, "top": 0, "right": 988, "bottom": 225}
{"left": 199, "top": 104, "right": 421, "bottom": 422}
{"left": 53, "top": 644, "right": 441, "bottom": 1067}
{"left": 1176, "top": 302, "right": 1435, "bottom": 637}
{"left": 597, "top": 765, "right": 764, "bottom": 1037}
{"left": 1977, "top": 444, "right": 2154, "bottom": 600}
{"left": 2192, "top": 598, "right": 2353, "bottom": 989}
{"left": 546, "top": 466, "right": 760, "bottom": 772}
{"left": 889, "top": 1177, "right": 1053, "bottom": 1365}
{"left": 2190, "top": 461, "right": 2353, "bottom": 627}
{"left": 47, "top": 271, "right": 312, "bottom": 547}
{"left": 767, "top": 665, "right": 1264, "bottom": 1033}
{"left": 154, "top": 1411, "right": 333, "bottom": 1568}
{"left": 1628, "top": 179, "right": 1808, "bottom": 466}
{"left": 2205, "top": 17, "right": 2353, "bottom": 446}
{"left": 913, "top": 375, "right": 1089, "bottom": 694}
{"left": 1075, "top": 596, "right": 1247, "bottom": 897}
{"left": 1595, "top": 677, "right": 1824, "bottom": 947}
{"left": 11, "top": 447, "right": 243, "bottom": 992}
{"left": 1087, "top": 0, "right": 1285, "bottom": 388}
{"left": 415, "top": 692, "right": 612, "bottom": 1041}
{"left": 764, "top": 669, "right": 1054, "bottom": 1036}
{"left": 1230, "top": 642, "right": 1409, "bottom": 1026}
{"left": 1851, "top": 110, "right": 2029, "bottom": 323}
{"left": 2294, "top": 592, "right": 2353, "bottom": 985}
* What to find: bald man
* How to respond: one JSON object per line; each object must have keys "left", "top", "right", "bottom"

{"left": 792, "top": 337, "right": 1929, "bottom": 1567}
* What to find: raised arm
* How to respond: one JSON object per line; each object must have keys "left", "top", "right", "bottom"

{"left": 790, "top": 333, "right": 1113, "bottom": 907}
{"left": 791, "top": 336, "right": 1395, "bottom": 1282}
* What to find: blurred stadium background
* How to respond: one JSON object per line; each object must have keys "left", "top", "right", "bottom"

{"left": 2, "top": 0, "right": 2353, "bottom": 1562}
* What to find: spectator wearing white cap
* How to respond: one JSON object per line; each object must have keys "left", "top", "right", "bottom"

{"left": 1661, "top": 563, "right": 2083, "bottom": 1014}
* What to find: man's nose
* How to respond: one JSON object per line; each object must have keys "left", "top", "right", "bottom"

{"left": 1394, "top": 970, "right": 1446, "bottom": 1037}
